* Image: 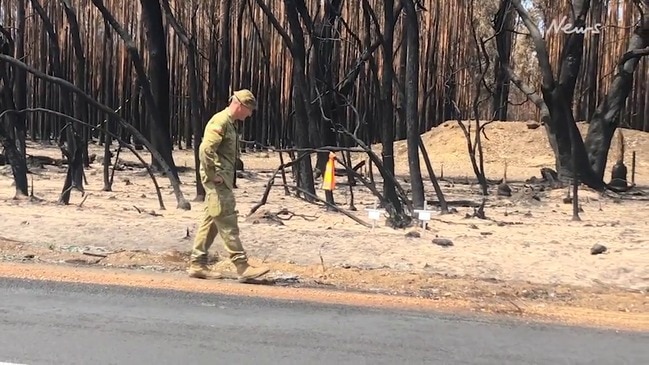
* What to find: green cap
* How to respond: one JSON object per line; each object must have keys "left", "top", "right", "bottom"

{"left": 232, "top": 89, "right": 257, "bottom": 110}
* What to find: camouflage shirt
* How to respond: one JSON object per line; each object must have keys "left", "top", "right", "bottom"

{"left": 199, "top": 108, "right": 237, "bottom": 190}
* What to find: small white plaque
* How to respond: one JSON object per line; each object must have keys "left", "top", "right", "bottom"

{"left": 366, "top": 209, "right": 382, "bottom": 220}
{"left": 418, "top": 210, "right": 431, "bottom": 221}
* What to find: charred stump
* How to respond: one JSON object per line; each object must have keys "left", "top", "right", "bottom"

{"left": 59, "top": 126, "right": 85, "bottom": 204}
{"left": 609, "top": 130, "right": 628, "bottom": 189}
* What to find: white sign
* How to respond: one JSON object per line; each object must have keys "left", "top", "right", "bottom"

{"left": 418, "top": 210, "right": 431, "bottom": 221}
{"left": 414, "top": 203, "right": 433, "bottom": 229}
{"left": 365, "top": 202, "right": 384, "bottom": 230}
{"left": 366, "top": 209, "right": 382, "bottom": 220}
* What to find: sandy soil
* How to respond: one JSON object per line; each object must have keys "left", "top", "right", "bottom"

{"left": 1, "top": 120, "right": 648, "bottom": 328}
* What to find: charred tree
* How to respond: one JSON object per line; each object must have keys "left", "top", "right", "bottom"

{"left": 90, "top": 0, "right": 190, "bottom": 209}
{"left": 309, "top": 1, "right": 342, "bottom": 175}
{"left": 0, "top": 27, "right": 29, "bottom": 198}
{"left": 492, "top": 0, "right": 514, "bottom": 121}
{"left": 377, "top": 0, "right": 405, "bottom": 216}
{"left": 309, "top": 0, "right": 344, "bottom": 207}
{"left": 578, "top": 0, "right": 602, "bottom": 122}
{"left": 29, "top": 0, "right": 85, "bottom": 204}
{"left": 403, "top": 0, "right": 425, "bottom": 208}
{"left": 160, "top": 0, "right": 206, "bottom": 201}
{"left": 140, "top": 0, "right": 178, "bottom": 178}
{"left": 61, "top": 0, "right": 91, "bottom": 176}
{"left": 13, "top": 0, "right": 27, "bottom": 158}
{"left": 217, "top": 0, "right": 232, "bottom": 106}
{"left": 255, "top": 0, "right": 317, "bottom": 199}
{"left": 609, "top": 130, "right": 628, "bottom": 188}
{"left": 286, "top": 0, "right": 317, "bottom": 200}
{"left": 583, "top": 3, "right": 649, "bottom": 179}
{"left": 508, "top": 0, "right": 649, "bottom": 190}
{"left": 101, "top": 18, "right": 115, "bottom": 191}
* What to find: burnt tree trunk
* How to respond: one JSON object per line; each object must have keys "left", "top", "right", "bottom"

{"left": 218, "top": 0, "right": 232, "bottom": 106}
{"left": 538, "top": 0, "right": 594, "bottom": 181}
{"left": 30, "top": 0, "right": 84, "bottom": 204}
{"left": 396, "top": 25, "right": 407, "bottom": 141}
{"left": 579, "top": 0, "right": 602, "bottom": 121}
{"left": 378, "top": 0, "right": 403, "bottom": 216}
{"left": 311, "top": 0, "right": 342, "bottom": 179}
{"left": 584, "top": 6, "right": 649, "bottom": 178}
{"left": 255, "top": 0, "right": 316, "bottom": 198}
{"left": 61, "top": 0, "right": 91, "bottom": 175}
{"left": 310, "top": 0, "right": 343, "bottom": 207}
{"left": 492, "top": 0, "right": 514, "bottom": 121}
{"left": 160, "top": 0, "right": 206, "bottom": 201}
{"left": 0, "top": 28, "right": 29, "bottom": 197}
{"left": 403, "top": 0, "right": 424, "bottom": 208}
{"left": 101, "top": 18, "right": 114, "bottom": 191}
{"left": 90, "top": 0, "right": 190, "bottom": 209}
{"left": 286, "top": 0, "right": 317, "bottom": 199}
{"left": 140, "top": 0, "right": 177, "bottom": 178}
{"left": 13, "top": 0, "right": 27, "bottom": 158}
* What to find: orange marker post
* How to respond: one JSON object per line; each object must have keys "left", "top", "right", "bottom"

{"left": 322, "top": 152, "right": 336, "bottom": 191}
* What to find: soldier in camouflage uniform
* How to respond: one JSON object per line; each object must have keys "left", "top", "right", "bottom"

{"left": 188, "top": 89, "right": 270, "bottom": 282}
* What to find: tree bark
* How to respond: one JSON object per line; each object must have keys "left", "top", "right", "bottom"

{"left": 29, "top": 0, "right": 84, "bottom": 204}
{"left": 492, "top": 0, "right": 514, "bottom": 121}
{"left": 90, "top": 0, "right": 189, "bottom": 209}
{"left": 255, "top": 0, "right": 316, "bottom": 198}
{"left": 218, "top": 0, "right": 232, "bottom": 106}
{"left": 13, "top": 0, "right": 27, "bottom": 158}
{"left": 403, "top": 0, "right": 424, "bottom": 208}
{"left": 377, "top": 0, "right": 403, "bottom": 216}
{"left": 61, "top": 0, "right": 91, "bottom": 177}
{"left": 140, "top": 0, "right": 177, "bottom": 178}
{"left": 311, "top": 0, "right": 342, "bottom": 180}
{"left": 0, "top": 29, "right": 29, "bottom": 197}
{"left": 101, "top": 18, "right": 114, "bottom": 191}
{"left": 159, "top": 0, "right": 206, "bottom": 201}
{"left": 584, "top": 7, "right": 649, "bottom": 178}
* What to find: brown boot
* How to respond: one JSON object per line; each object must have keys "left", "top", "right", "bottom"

{"left": 234, "top": 261, "right": 270, "bottom": 282}
{"left": 187, "top": 261, "right": 223, "bottom": 279}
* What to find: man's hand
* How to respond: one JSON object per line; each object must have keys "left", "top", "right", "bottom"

{"left": 213, "top": 175, "right": 224, "bottom": 185}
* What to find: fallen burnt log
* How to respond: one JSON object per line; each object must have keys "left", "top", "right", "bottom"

{"left": 25, "top": 154, "right": 67, "bottom": 168}
{"left": 427, "top": 199, "right": 483, "bottom": 208}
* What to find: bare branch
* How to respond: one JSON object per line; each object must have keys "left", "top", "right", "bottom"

{"left": 619, "top": 46, "right": 649, "bottom": 65}
{"left": 504, "top": 65, "right": 544, "bottom": 108}
{"left": 510, "top": 0, "right": 555, "bottom": 90}
{"left": 505, "top": 65, "right": 552, "bottom": 126}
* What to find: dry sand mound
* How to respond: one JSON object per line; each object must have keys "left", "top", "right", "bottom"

{"left": 383, "top": 120, "right": 649, "bottom": 182}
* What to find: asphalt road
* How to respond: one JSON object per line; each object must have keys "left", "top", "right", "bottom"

{"left": 0, "top": 277, "right": 647, "bottom": 365}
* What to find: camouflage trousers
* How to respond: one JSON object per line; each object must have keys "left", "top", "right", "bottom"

{"left": 190, "top": 184, "right": 248, "bottom": 265}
